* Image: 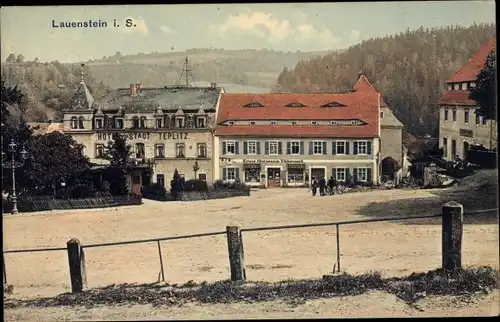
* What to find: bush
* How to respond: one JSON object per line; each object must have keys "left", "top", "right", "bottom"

{"left": 183, "top": 179, "right": 208, "bottom": 192}
{"left": 69, "top": 184, "right": 94, "bottom": 198}
{"left": 142, "top": 183, "right": 167, "bottom": 199}
{"left": 213, "top": 179, "right": 249, "bottom": 191}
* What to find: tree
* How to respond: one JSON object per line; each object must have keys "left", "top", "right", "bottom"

{"left": 16, "top": 54, "right": 25, "bottom": 64}
{"left": 103, "top": 133, "right": 131, "bottom": 195}
{"left": 469, "top": 50, "right": 496, "bottom": 121}
{"left": 5, "top": 53, "right": 16, "bottom": 63}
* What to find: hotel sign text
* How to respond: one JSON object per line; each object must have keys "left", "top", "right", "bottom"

{"left": 97, "top": 132, "right": 189, "bottom": 141}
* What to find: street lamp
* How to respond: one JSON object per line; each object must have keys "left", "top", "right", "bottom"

{"left": 2, "top": 139, "right": 28, "bottom": 214}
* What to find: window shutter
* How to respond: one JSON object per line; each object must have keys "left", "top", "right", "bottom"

{"left": 308, "top": 142, "right": 313, "bottom": 154}
{"left": 333, "top": 168, "right": 337, "bottom": 179}
{"left": 235, "top": 142, "right": 240, "bottom": 154}
{"left": 300, "top": 141, "right": 304, "bottom": 155}
{"left": 257, "top": 142, "right": 261, "bottom": 154}
{"left": 222, "top": 142, "right": 227, "bottom": 155}
{"left": 243, "top": 141, "right": 248, "bottom": 154}
{"left": 235, "top": 168, "right": 240, "bottom": 180}
{"left": 367, "top": 168, "right": 372, "bottom": 182}
{"left": 286, "top": 142, "right": 291, "bottom": 154}
{"left": 353, "top": 168, "right": 358, "bottom": 182}
{"left": 322, "top": 141, "right": 327, "bottom": 155}
{"left": 353, "top": 142, "right": 358, "bottom": 155}
{"left": 278, "top": 142, "right": 283, "bottom": 154}
{"left": 265, "top": 142, "right": 269, "bottom": 155}
{"left": 345, "top": 142, "right": 350, "bottom": 155}
{"left": 346, "top": 168, "right": 350, "bottom": 180}
{"left": 367, "top": 141, "right": 372, "bottom": 155}
{"left": 332, "top": 141, "right": 337, "bottom": 155}
{"left": 223, "top": 168, "right": 227, "bottom": 180}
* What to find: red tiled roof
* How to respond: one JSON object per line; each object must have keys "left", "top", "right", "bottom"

{"left": 353, "top": 74, "right": 388, "bottom": 107}
{"left": 216, "top": 91, "right": 380, "bottom": 138}
{"left": 445, "top": 36, "right": 496, "bottom": 83}
{"left": 437, "top": 90, "right": 478, "bottom": 106}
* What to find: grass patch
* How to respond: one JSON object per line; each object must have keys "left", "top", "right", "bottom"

{"left": 4, "top": 266, "right": 497, "bottom": 309}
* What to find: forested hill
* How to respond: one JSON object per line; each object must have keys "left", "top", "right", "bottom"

{"left": 1, "top": 57, "right": 110, "bottom": 122}
{"left": 274, "top": 23, "right": 496, "bottom": 137}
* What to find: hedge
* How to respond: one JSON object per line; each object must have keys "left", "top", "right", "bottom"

{"left": 144, "top": 188, "right": 250, "bottom": 202}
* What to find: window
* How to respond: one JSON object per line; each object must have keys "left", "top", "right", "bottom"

{"left": 197, "top": 143, "right": 207, "bottom": 158}
{"left": 291, "top": 121, "right": 298, "bottom": 125}
{"left": 287, "top": 168, "right": 304, "bottom": 183}
{"left": 447, "top": 84, "right": 452, "bottom": 90}
{"left": 247, "top": 141, "right": 257, "bottom": 154}
{"left": 78, "top": 117, "right": 85, "bottom": 129}
{"left": 443, "top": 137, "right": 448, "bottom": 158}
{"left": 444, "top": 108, "right": 449, "bottom": 121}
{"left": 176, "top": 117, "right": 185, "bottom": 128}
{"left": 135, "top": 143, "right": 145, "bottom": 158}
{"left": 95, "top": 118, "right": 103, "bottom": 129}
{"left": 157, "top": 174, "right": 165, "bottom": 187}
{"left": 380, "top": 111, "right": 384, "bottom": 119}
{"left": 176, "top": 143, "right": 185, "bottom": 158}
{"left": 482, "top": 116, "right": 487, "bottom": 125}
{"left": 453, "top": 83, "right": 459, "bottom": 90}
{"left": 461, "top": 82, "right": 467, "bottom": 90}
{"left": 139, "top": 116, "right": 147, "bottom": 128}
{"left": 452, "top": 108, "right": 457, "bottom": 122}
{"left": 311, "top": 121, "right": 318, "bottom": 125}
{"left": 115, "top": 118, "right": 124, "bottom": 129}
{"left": 335, "top": 141, "right": 346, "bottom": 154}
{"left": 228, "top": 121, "right": 235, "bottom": 125}
{"left": 313, "top": 141, "right": 323, "bottom": 155}
{"left": 357, "top": 141, "right": 368, "bottom": 155}
{"left": 70, "top": 117, "right": 78, "bottom": 129}
{"left": 249, "top": 121, "right": 256, "bottom": 125}
{"left": 451, "top": 139, "right": 457, "bottom": 158}
{"left": 270, "top": 121, "right": 277, "bottom": 125}
{"left": 132, "top": 116, "right": 140, "bottom": 128}
{"left": 244, "top": 167, "right": 260, "bottom": 183}
{"left": 156, "top": 118, "right": 163, "bottom": 128}
{"left": 225, "top": 141, "right": 236, "bottom": 154}
{"left": 290, "top": 141, "right": 300, "bottom": 155}
{"left": 225, "top": 167, "right": 237, "bottom": 181}
{"left": 95, "top": 144, "right": 105, "bottom": 158}
{"left": 268, "top": 141, "right": 278, "bottom": 155}
{"left": 335, "top": 168, "right": 346, "bottom": 182}
{"left": 155, "top": 144, "right": 165, "bottom": 158}
{"left": 470, "top": 82, "right": 476, "bottom": 88}
{"left": 476, "top": 112, "right": 481, "bottom": 125}
{"left": 198, "top": 173, "right": 207, "bottom": 181}
{"left": 197, "top": 117, "right": 206, "bottom": 128}
{"left": 357, "top": 168, "right": 369, "bottom": 182}
{"left": 464, "top": 108, "right": 469, "bottom": 124}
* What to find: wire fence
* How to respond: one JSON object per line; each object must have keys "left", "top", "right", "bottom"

{"left": 3, "top": 208, "right": 498, "bottom": 287}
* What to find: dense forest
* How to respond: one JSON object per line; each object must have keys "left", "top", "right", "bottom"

{"left": 274, "top": 23, "right": 496, "bottom": 137}
{"left": 1, "top": 55, "right": 111, "bottom": 122}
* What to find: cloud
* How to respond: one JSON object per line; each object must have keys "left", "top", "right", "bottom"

{"left": 119, "top": 16, "right": 148, "bottom": 35}
{"left": 210, "top": 11, "right": 339, "bottom": 47}
{"left": 160, "top": 25, "right": 177, "bottom": 34}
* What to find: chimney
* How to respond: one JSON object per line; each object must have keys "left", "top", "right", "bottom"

{"left": 130, "top": 84, "right": 137, "bottom": 98}
{"left": 210, "top": 82, "right": 217, "bottom": 89}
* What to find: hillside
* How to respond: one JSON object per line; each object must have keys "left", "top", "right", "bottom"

{"left": 82, "top": 49, "right": 338, "bottom": 90}
{"left": 274, "top": 23, "right": 496, "bottom": 137}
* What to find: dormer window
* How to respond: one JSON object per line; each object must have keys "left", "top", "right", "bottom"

{"left": 70, "top": 117, "right": 78, "bottom": 129}
{"left": 292, "top": 121, "right": 298, "bottom": 125}
{"left": 132, "top": 116, "right": 140, "bottom": 129}
{"left": 228, "top": 121, "right": 235, "bottom": 125}
{"left": 176, "top": 116, "right": 185, "bottom": 128}
{"left": 447, "top": 84, "right": 453, "bottom": 91}
{"left": 95, "top": 118, "right": 103, "bottom": 129}
{"left": 140, "top": 116, "right": 147, "bottom": 128}
{"left": 156, "top": 118, "right": 163, "bottom": 128}
{"left": 244, "top": 102, "right": 264, "bottom": 108}
{"left": 285, "top": 102, "right": 306, "bottom": 107}
{"left": 453, "top": 83, "right": 460, "bottom": 90}
{"left": 115, "top": 117, "right": 124, "bottom": 129}
{"left": 461, "top": 82, "right": 467, "bottom": 90}
{"left": 321, "top": 102, "right": 346, "bottom": 108}
{"left": 311, "top": 121, "right": 318, "bottom": 125}
{"left": 249, "top": 121, "right": 256, "bottom": 125}
{"left": 270, "top": 121, "right": 277, "bottom": 125}
{"left": 470, "top": 82, "right": 476, "bottom": 88}
{"left": 196, "top": 116, "right": 206, "bottom": 128}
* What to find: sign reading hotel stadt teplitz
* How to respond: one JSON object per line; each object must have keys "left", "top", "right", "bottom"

{"left": 63, "top": 71, "right": 222, "bottom": 194}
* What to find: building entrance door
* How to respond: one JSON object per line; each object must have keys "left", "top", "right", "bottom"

{"left": 311, "top": 168, "right": 325, "bottom": 182}
{"left": 463, "top": 141, "right": 469, "bottom": 161}
{"left": 267, "top": 168, "right": 281, "bottom": 187}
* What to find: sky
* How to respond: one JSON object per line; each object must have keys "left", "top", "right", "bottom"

{"left": 0, "top": 2, "right": 496, "bottom": 63}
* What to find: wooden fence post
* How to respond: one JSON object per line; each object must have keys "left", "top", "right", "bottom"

{"left": 442, "top": 201, "right": 463, "bottom": 272}
{"left": 226, "top": 226, "right": 246, "bottom": 282}
{"left": 67, "top": 238, "right": 86, "bottom": 292}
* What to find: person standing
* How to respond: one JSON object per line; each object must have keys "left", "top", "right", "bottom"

{"left": 327, "top": 175, "right": 336, "bottom": 195}
{"left": 319, "top": 176, "right": 326, "bottom": 196}
{"left": 310, "top": 177, "right": 318, "bottom": 196}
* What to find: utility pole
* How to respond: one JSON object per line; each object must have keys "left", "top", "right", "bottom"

{"left": 183, "top": 56, "right": 190, "bottom": 87}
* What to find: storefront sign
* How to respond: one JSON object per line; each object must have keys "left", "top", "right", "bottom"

{"left": 459, "top": 129, "right": 473, "bottom": 138}
{"left": 97, "top": 132, "right": 189, "bottom": 141}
